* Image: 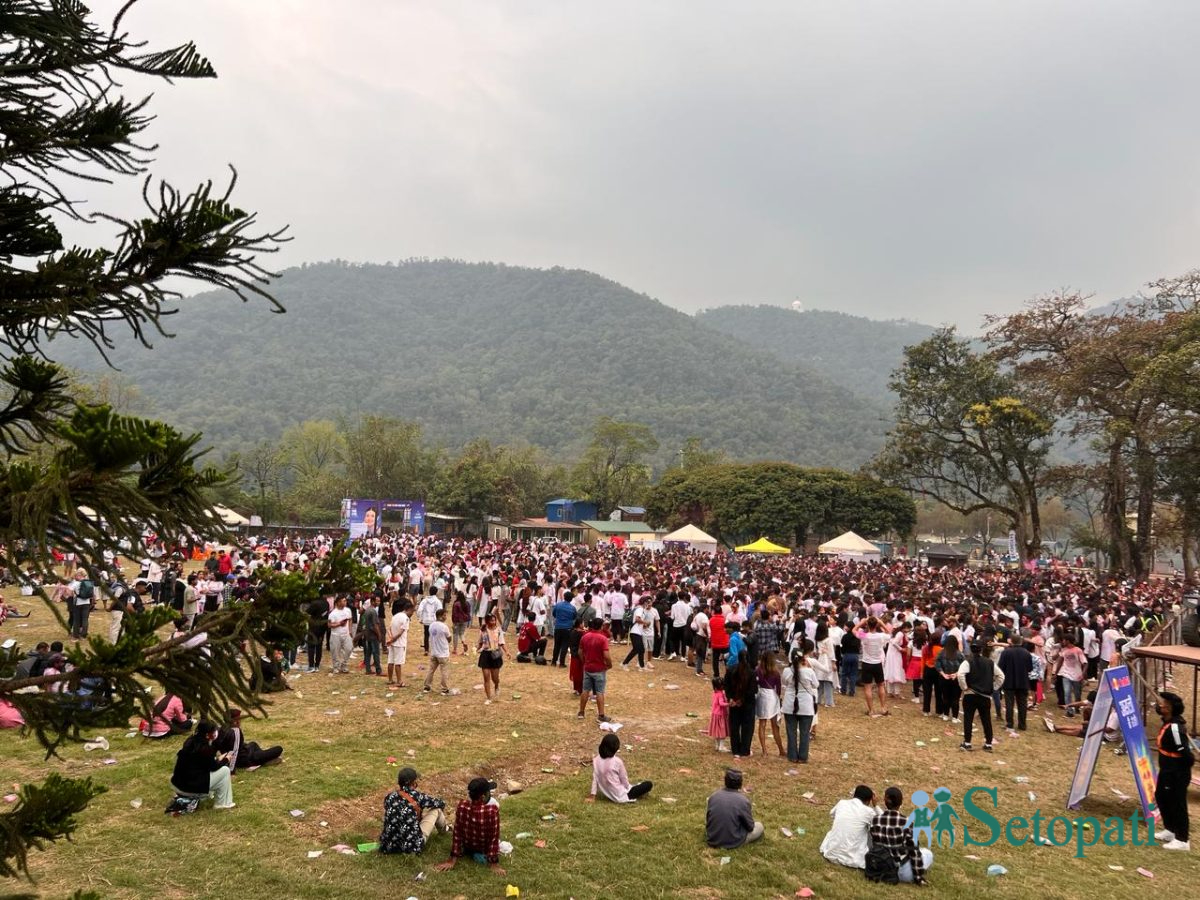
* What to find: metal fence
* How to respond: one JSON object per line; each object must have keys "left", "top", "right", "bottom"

{"left": 1130, "top": 612, "right": 1187, "bottom": 730}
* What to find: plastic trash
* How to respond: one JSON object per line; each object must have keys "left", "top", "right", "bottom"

{"left": 506, "top": 886, "right": 520, "bottom": 898}
{"left": 796, "top": 889, "right": 815, "bottom": 898}
{"left": 780, "top": 827, "right": 794, "bottom": 838}
{"left": 1014, "top": 776, "right": 1030, "bottom": 783}
{"left": 720, "top": 856, "right": 731, "bottom": 865}
{"left": 802, "top": 791, "right": 815, "bottom": 800}
{"left": 384, "top": 708, "right": 395, "bottom": 717}
{"left": 987, "top": 865, "right": 1007, "bottom": 876}
{"left": 498, "top": 841, "right": 514, "bottom": 855}
{"left": 324, "top": 709, "right": 340, "bottom": 716}
{"left": 129, "top": 798, "right": 142, "bottom": 809}
{"left": 514, "top": 832, "right": 533, "bottom": 839}
{"left": 357, "top": 842, "right": 379, "bottom": 853}
{"left": 1108, "top": 865, "right": 1124, "bottom": 871}
{"left": 534, "top": 839, "right": 547, "bottom": 849}
{"left": 661, "top": 797, "right": 678, "bottom": 803}
{"left": 83, "top": 737, "right": 109, "bottom": 752}
{"left": 102, "top": 758, "right": 118, "bottom": 765}
{"left": 540, "top": 814, "right": 557, "bottom": 821}
{"left": 289, "top": 809, "right": 305, "bottom": 818}
{"left": 307, "top": 850, "right": 323, "bottom": 858}
{"left": 915, "top": 741, "right": 926, "bottom": 747}
{"left": 599, "top": 721, "right": 623, "bottom": 732}
{"left": 1027, "top": 792, "right": 1037, "bottom": 802}
{"left": 1137, "top": 868, "right": 1154, "bottom": 879}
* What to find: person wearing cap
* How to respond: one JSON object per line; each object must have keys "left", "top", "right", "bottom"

{"left": 705, "top": 768, "right": 763, "bottom": 849}
{"left": 379, "top": 767, "right": 449, "bottom": 855}
{"left": 435, "top": 777, "right": 505, "bottom": 875}
{"left": 1153, "top": 691, "right": 1194, "bottom": 851}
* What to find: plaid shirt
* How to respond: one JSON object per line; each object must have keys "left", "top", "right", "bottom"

{"left": 752, "top": 619, "right": 783, "bottom": 655}
{"left": 449, "top": 799, "right": 500, "bottom": 863}
{"left": 870, "top": 809, "right": 925, "bottom": 882}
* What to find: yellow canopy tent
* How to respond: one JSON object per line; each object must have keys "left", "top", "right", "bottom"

{"left": 735, "top": 537, "right": 790, "bottom": 554}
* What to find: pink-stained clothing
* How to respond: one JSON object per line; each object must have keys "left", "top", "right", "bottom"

{"left": 143, "top": 695, "right": 187, "bottom": 737}
{"left": 591, "top": 754, "right": 635, "bottom": 803}
{"left": 706, "top": 689, "right": 730, "bottom": 739}
{"left": 0, "top": 698, "right": 24, "bottom": 729}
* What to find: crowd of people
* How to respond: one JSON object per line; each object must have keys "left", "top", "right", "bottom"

{"left": 2, "top": 528, "right": 1195, "bottom": 876}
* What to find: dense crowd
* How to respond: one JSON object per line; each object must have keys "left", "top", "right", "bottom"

{"left": 3, "top": 529, "right": 1194, "bottom": 876}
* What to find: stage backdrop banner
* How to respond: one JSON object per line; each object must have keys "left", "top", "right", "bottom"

{"left": 341, "top": 499, "right": 426, "bottom": 538}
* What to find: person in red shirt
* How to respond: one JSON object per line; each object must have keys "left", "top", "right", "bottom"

{"left": 435, "top": 778, "right": 504, "bottom": 875}
{"left": 709, "top": 606, "right": 730, "bottom": 678}
{"left": 517, "top": 619, "right": 547, "bottom": 662}
{"left": 577, "top": 618, "right": 613, "bottom": 722}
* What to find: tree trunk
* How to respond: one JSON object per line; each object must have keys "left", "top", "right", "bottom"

{"left": 1132, "top": 438, "right": 1156, "bottom": 581}
{"left": 1101, "top": 441, "right": 1134, "bottom": 576}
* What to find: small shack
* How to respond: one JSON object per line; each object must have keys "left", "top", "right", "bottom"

{"left": 922, "top": 544, "right": 970, "bottom": 569}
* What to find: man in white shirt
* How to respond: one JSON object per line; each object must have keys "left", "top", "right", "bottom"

{"left": 387, "top": 599, "right": 411, "bottom": 687}
{"left": 327, "top": 596, "right": 354, "bottom": 674}
{"left": 691, "top": 607, "right": 710, "bottom": 676}
{"left": 668, "top": 595, "right": 691, "bottom": 660}
{"left": 608, "top": 589, "right": 628, "bottom": 644}
{"left": 416, "top": 589, "right": 442, "bottom": 655}
{"left": 820, "top": 785, "right": 878, "bottom": 869}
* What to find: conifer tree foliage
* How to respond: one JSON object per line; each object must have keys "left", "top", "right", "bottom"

{"left": 0, "top": 0, "right": 337, "bottom": 884}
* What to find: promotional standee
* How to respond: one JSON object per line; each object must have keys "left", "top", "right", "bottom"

{"left": 1066, "top": 665, "right": 1157, "bottom": 820}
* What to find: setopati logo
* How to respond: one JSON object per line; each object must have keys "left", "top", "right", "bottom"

{"left": 906, "top": 786, "right": 1154, "bottom": 859}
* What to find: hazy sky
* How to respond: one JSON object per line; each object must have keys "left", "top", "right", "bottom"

{"left": 84, "top": 0, "right": 1200, "bottom": 328}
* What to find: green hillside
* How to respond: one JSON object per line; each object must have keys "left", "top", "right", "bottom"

{"left": 50, "top": 260, "right": 892, "bottom": 467}
{"left": 696, "top": 304, "right": 937, "bottom": 399}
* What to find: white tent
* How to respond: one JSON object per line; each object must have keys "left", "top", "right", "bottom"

{"left": 661, "top": 523, "right": 719, "bottom": 554}
{"left": 818, "top": 530, "right": 882, "bottom": 562}
{"left": 207, "top": 504, "right": 250, "bottom": 526}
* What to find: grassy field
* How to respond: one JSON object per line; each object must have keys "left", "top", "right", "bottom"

{"left": 3, "top": 584, "right": 1197, "bottom": 900}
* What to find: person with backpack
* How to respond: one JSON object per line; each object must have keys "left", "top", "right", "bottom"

{"left": 868, "top": 786, "right": 930, "bottom": 884}
{"left": 957, "top": 641, "right": 1005, "bottom": 752}
{"left": 70, "top": 569, "right": 95, "bottom": 639}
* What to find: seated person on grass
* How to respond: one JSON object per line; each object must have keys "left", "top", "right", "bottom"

{"left": 379, "top": 767, "right": 449, "bottom": 854}
{"left": 706, "top": 768, "right": 763, "bottom": 849}
{"left": 435, "top": 777, "right": 505, "bottom": 875}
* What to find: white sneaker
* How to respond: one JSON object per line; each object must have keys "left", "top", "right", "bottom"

{"left": 952, "top": 718, "right": 961, "bottom": 725}
{"left": 621, "top": 664, "right": 629, "bottom": 671}
{"left": 667, "top": 653, "right": 677, "bottom": 660}
{"left": 214, "top": 802, "right": 236, "bottom": 810}
{"left": 1156, "top": 829, "right": 1175, "bottom": 842}
{"left": 1162, "top": 839, "right": 1190, "bottom": 851}
{"left": 941, "top": 715, "right": 949, "bottom": 721}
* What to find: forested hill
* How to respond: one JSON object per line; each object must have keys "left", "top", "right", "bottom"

{"left": 51, "top": 260, "right": 893, "bottom": 467}
{"left": 695, "top": 305, "right": 937, "bottom": 399}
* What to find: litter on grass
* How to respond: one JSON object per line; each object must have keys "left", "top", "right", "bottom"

{"left": 987, "top": 865, "right": 1007, "bottom": 876}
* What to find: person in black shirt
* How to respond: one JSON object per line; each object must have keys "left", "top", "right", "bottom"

{"left": 840, "top": 630, "right": 862, "bottom": 697}
{"left": 1154, "top": 691, "right": 1194, "bottom": 850}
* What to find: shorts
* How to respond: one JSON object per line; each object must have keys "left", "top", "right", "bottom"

{"left": 388, "top": 644, "right": 407, "bottom": 665}
{"left": 860, "top": 662, "right": 884, "bottom": 685}
{"left": 582, "top": 670, "right": 607, "bottom": 695}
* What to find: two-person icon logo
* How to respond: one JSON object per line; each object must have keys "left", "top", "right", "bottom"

{"left": 907, "top": 787, "right": 960, "bottom": 847}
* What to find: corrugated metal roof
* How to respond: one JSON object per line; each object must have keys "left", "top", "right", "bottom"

{"left": 580, "top": 520, "right": 659, "bottom": 534}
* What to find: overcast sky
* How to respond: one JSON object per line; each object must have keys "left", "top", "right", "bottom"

{"left": 85, "top": 0, "right": 1200, "bottom": 329}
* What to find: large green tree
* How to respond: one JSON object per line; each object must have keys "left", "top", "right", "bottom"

{"left": 645, "top": 462, "right": 915, "bottom": 547}
{"left": 870, "top": 328, "right": 1053, "bottom": 561}
{"left": 569, "top": 416, "right": 659, "bottom": 515}
{"left": 0, "top": 0, "right": 368, "bottom": 883}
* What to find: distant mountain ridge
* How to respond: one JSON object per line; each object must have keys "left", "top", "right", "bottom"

{"left": 50, "top": 260, "right": 897, "bottom": 468}
{"left": 695, "top": 305, "right": 937, "bottom": 400}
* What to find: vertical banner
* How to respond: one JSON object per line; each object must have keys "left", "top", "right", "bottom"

{"left": 1066, "top": 670, "right": 1114, "bottom": 809}
{"left": 1105, "top": 665, "right": 1158, "bottom": 820}
{"left": 1007, "top": 529, "right": 1018, "bottom": 559}
{"left": 1064, "top": 664, "right": 1158, "bottom": 820}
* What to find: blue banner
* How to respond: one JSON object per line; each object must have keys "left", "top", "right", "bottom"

{"left": 1105, "top": 665, "right": 1158, "bottom": 820}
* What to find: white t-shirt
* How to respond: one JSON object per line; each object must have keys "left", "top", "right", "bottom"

{"left": 608, "top": 592, "right": 628, "bottom": 620}
{"left": 328, "top": 607, "right": 352, "bottom": 631}
{"left": 860, "top": 632, "right": 888, "bottom": 665}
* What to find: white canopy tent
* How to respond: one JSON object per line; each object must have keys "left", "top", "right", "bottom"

{"left": 661, "top": 523, "right": 719, "bottom": 554}
{"left": 818, "top": 530, "right": 882, "bottom": 562}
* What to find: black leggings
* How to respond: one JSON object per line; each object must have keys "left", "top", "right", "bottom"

{"left": 628, "top": 780, "right": 653, "bottom": 801}
{"left": 623, "top": 634, "right": 646, "bottom": 667}
{"left": 941, "top": 679, "right": 961, "bottom": 719}
{"left": 306, "top": 632, "right": 324, "bottom": 669}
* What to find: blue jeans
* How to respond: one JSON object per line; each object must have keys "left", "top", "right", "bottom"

{"left": 1064, "top": 678, "right": 1082, "bottom": 714}
{"left": 840, "top": 654, "right": 860, "bottom": 696}
{"left": 818, "top": 680, "right": 835, "bottom": 707}
{"left": 783, "top": 712, "right": 814, "bottom": 762}
{"left": 362, "top": 638, "right": 381, "bottom": 674}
